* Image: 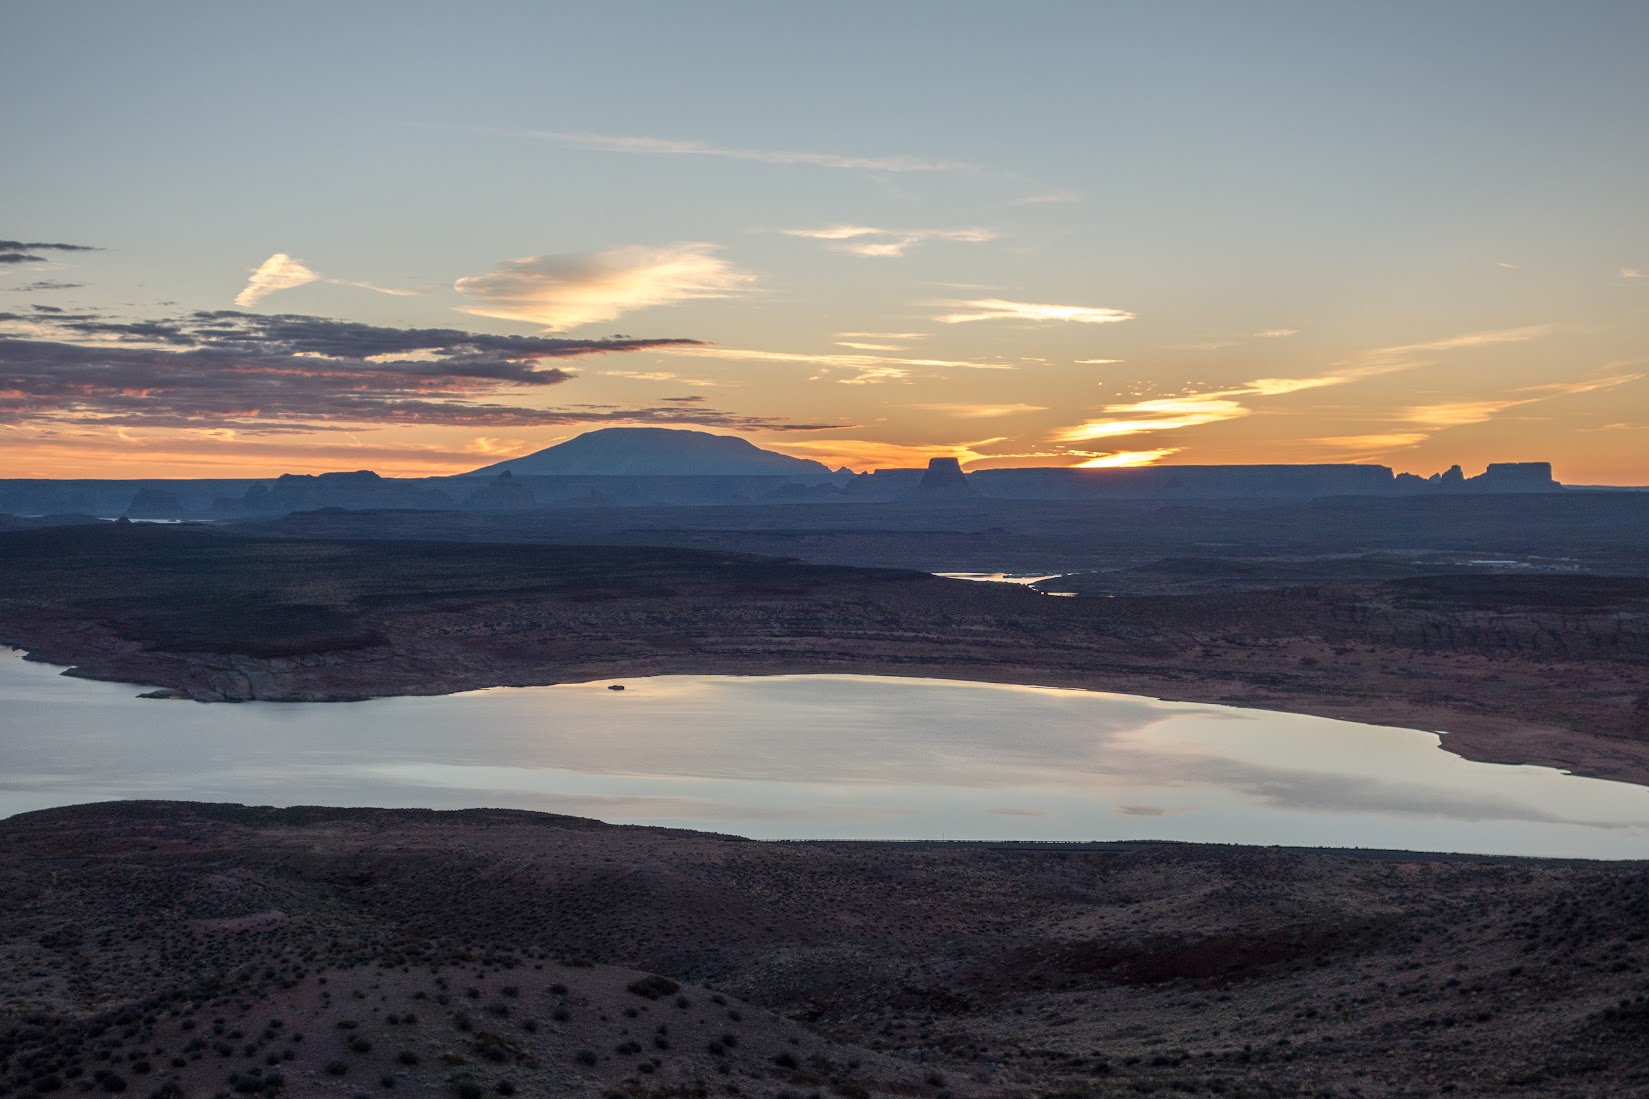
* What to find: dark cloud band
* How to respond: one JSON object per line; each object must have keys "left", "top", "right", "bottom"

{"left": 0, "top": 309, "right": 835, "bottom": 434}
{"left": 0, "top": 240, "right": 100, "bottom": 252}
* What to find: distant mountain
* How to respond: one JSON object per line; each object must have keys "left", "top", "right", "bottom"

{"left": 462, "top": 427, "right": 834, "bottom": 477}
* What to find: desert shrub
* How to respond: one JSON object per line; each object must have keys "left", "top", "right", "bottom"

{"left": 574, "top": 1050, "right": 598, "bottom": 1067}
{"left": 627, "top": 975, "right": 680, "bottom": 1000}
{"left": 326, "top": 1060, "right": 349, "bottom": 1076}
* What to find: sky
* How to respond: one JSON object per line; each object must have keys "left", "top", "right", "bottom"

{"left": 3, "top": 1, "right": 1647, "bottom": 482}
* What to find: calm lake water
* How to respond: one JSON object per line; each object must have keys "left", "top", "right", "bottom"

{"left": 3, "top": 648, "right": 1647, "bottom": 858}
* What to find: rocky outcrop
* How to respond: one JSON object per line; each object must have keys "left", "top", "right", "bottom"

{"left": 910, "top": 457, "right": 975, "bottom": 498}
{"left": 1471, "top": 462, "right": 1560, "bottom": 492}
{"left": 462, "top": 470, "right": 537, "bottom": 511}
{"left": 124, "top": 487, "right": 182, "bottom": 519}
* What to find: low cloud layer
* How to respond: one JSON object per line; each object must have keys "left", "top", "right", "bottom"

{"left": 0, "top": 240, "right": 99, "bottom": 265}
{"left": 6, "top": 280, "right": 84, "bottom": 292}
{"left": 0, "top": 308, "right": 836, "bottom": 434}
{"left": 1058, "top": 325, "right": 1571, "bottom": 450}
{"left": 456, "top": 244, "right": 751, "bottom": 330}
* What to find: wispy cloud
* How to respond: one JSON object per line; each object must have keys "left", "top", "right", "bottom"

{"left": 0, "top": 239, "right": 99, "bottom": 253}
{"left": 505, "top": 128, "right": 975, "bottom": 173}
{"left": 1053, "top": 358, "right": 1416, "bottom": 445}
{"left": 1366, "top": 324, "right": 1554, "bottom": 364}
{"left": 1402, "top": 400, "right": 1523, "bottom": 428}
{"left": 1073, "top": 358, "right": 1124, "bottom": 365}
{"left": 1310, "top": 432, "right": 1431, "bottom": 452}
{"left": 0, "top": 240, "right": 99, "bottom": 265}
{"left": 1057, "top": 395, "right": 1251, "bottom": 442}
{"left": 836, "top": 331, "right": 929, "bottom": 340}
{"left": 235, "top": 253, "right": 418, "bottom": 307}
{"left": 933, "top": 299, "right": 1135, "bottom": 325}
{"left": 600, "top": 370, "right": 681, "bottom": 382}
{"left": 235, "top": 253, "right": 321, "bottom": 306}
{"left": 1073, "top": 448, "right": 1180, "bottom": 468}
{"left": 455, "top": 243, "right": 751, "bottom": 330}
{"left": 1255, "top": 328, "right": 1298, "bottom": 338}
{"left": 1622, "top": 266, "right": 1644, "bottom": 279}
{"left": 1047, "top": 323, "right": 1574, "bottom": 454}
{"left": 916, "top": 403, "right": 1048, "bottom": 418}
{"left": 6, "top": 280, "right": 84, "bottom": 292}
{"left": 782, "top": 225, "right": 995, "bottom": 258}
{"left": 660, "top": 342, "right": 1011, "bottom": 385}
{"left": 1403, "top": 372, "right": 1642, "bottom": 428}
{"left": 767, "top": 436, "right": 1005, "bottom": 471}
{"left": 1004, "top": 189, "right": 1082, "bottom": 206}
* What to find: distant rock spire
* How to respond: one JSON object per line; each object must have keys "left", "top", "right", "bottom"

{"left": 912, "top": 457, "right": 976, "bottom": 498}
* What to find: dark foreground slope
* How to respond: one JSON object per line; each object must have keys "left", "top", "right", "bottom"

{"left": 4, "top": 523, "right": 1649, "bottom": 784}
{"left": 3, "top": 802, "right": 1649, "bottom": 1097}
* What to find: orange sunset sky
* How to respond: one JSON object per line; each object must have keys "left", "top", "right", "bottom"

{"left": 4, "top": 3, "right": 1647, "bottom": 484}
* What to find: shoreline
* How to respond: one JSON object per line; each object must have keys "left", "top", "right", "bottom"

{"left": 10, "top": 638, "right": 1649, "bottom": 793}
{"left": 6, "top": 525, "right": 1647, "bottom": 792}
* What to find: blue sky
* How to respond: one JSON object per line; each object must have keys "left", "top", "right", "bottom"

{"left": 4, "top": 1, "right": 1647, "bottom": 479}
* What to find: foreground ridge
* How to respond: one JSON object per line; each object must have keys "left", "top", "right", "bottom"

{"left": 2, "top": 801, "right": 1648, "bottom": 1096}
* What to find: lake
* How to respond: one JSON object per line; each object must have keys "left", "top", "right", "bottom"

{"left": 2, "top": 647, "right": 1647, "bottom": 858}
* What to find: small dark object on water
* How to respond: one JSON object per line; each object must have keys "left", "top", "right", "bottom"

{"left": 608, "top": 684, "right": 625, "bottom": 691}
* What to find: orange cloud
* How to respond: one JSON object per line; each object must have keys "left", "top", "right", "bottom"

{"left": 933, "top": 299, "right": 1135, "bottom": 325}
{"left": 455, "top": 244, "right": 751, "bottom": 330}
{"left": 1057, "top": 396, "right": 1250, "bottom": 442}
{"left": 1073, "top": 448, "right": 1181, "bottom": 468}
{"left": 916, "top": 403, "right": 1048, "bottom": 418}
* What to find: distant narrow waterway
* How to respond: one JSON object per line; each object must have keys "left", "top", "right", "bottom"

{"left": 2, "top": 648, "right": 1646, "bottom": 857}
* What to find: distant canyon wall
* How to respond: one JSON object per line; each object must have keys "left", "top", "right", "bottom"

{"left": 0, "top": 461, "right": 1562, "bottom": 520}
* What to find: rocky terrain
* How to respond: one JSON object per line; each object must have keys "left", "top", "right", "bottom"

{"left": 2, "top": 801, "right": 1648, "bottom": 1098}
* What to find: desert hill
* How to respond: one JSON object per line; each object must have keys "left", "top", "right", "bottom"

{"left": 2, "top": 801, "right": 1648, "bottom": 1097}
{"left": 464, "top": 427, "right": 834, "bottom": 477}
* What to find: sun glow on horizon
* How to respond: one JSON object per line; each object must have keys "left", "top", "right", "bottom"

{"left": 1072, "top": 448, "right": 1181, "bottom": 469}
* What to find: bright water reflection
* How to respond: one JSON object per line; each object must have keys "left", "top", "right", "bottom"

{"left": 2, "top": 648, "right": 1647, "bottom": 857}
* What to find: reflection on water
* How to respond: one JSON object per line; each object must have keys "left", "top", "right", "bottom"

{"left": 934, "top": 572, "right": 1080, "bottom": 597}
{"left": 2, "top": 648, "right": 1647, "bottom": 857}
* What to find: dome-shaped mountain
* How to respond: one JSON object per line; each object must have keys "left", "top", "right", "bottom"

{"left": 463, "top": 427, "right": 833, "bottom": 477}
